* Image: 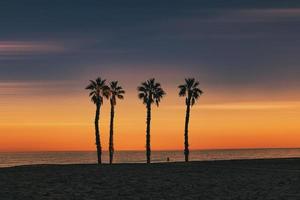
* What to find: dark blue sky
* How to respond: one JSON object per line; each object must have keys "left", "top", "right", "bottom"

{"left": 1, "top": 0, "right": 300, "bottom": 98}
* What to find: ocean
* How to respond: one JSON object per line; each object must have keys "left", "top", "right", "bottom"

{"left": 1, "top": 148, "right": 300, "bottom": 168}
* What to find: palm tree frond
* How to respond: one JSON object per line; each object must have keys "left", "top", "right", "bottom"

{"left": 137, "top": 78, "right": 165, "bottom": 106}
{"left": 117, "top": 94, "right": 124, "bottom": 99}
{"left": 179, "top": 78, "right": 203, "bottom": 106}
{"left": 186, "top": 78, "right": 195, "bottom": 89}
{"left": 86, "top": 77, "right": 110, "bottom": 104}
{"left": 137, "top": 85, "right": 145, "bottom": 91}
{"left": 102, "top": 85, "right": 111, "bottom": 99}
{"left": 193, "top": 81, "right": 199, "bottom": 88}
{"left": 138, "top": 92, "right": 145, "bottom": 98}
{"left": 109, "top": 81, "right": 125, "bottom": 104}
{"left": 89, "top": 91, "right": 95, "bottom": 97}
{"left": 191, "top": 97, "right": 196, "bottom": 106}
{"left": 91, "top": 95, "right": 98, "bottom": 104}
{"left": 85, "top": 82, "right": 95, "bottom": 90}
{"left": 178, "top": 86, "right": 186, "bottom": 97}
{"left": 118, "top": 90, "right": 125, "bottom": 94}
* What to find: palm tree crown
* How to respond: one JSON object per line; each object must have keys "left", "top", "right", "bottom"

{"left": 178, "top": 78, "right": 203, "bottom": 106}
{"left": 138, "top": 78, "right": 166, "bottom": 106}
{"left": 85, "top": 77, "right": 110, "bottom": 104}
{"left": 109, "top": 81, "right": 125, "bottom": 105}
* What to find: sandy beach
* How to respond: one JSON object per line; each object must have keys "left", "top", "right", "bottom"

{"left": 0, "top": 158, "right": 299, "bottom": 200}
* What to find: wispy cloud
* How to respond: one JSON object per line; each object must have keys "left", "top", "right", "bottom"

{"left": 0, "top": 41, "right": 66, "bottom": 56}
{"left": 196, "top": 8, "right": 300, "bottom": 23}
{"left": 220, "top": 8, "right": 300, "bottom": 23}
{"left": 242, "top": 8, "right": 300, "bottom": 18}
{"left": 168, "top": 102, "right": 300, "bottom": 111}
{"left": 159, "top": 8, "right": 300, "bottom": 41}
{"left": 199, "top": 102, "right": 300, "bottom": 110}
{"left": 0, "top": 81, "right": 80, "bottom": 97}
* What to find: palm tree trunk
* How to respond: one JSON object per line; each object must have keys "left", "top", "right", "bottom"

{"left": 184, "top": 102, "right": 190, "bottom": 162}
{"left": 95, "top": 100, "right": 102, "bottom": 164}
{"left": 109, "top": 100, "right": 115, "bottom": 164}
{"left": 146, "top": 102, "right": 151, "bottom": 163}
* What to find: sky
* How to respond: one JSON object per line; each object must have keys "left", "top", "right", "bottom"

{"left": 0, "top": 0, "right": 300, "bottom": 151}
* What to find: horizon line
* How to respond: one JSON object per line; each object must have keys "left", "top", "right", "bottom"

{"left": 1, "top": 147, "right": 300, "bottom": 153}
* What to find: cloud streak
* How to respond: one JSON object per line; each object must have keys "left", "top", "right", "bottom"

{"left": 168, "top": 102, "right": 300, "bottom": 111}
{"left": 0, "top": 81, "right": 81, "bottom": 97}
{"left": 0, "top": 41, "right": 66, "bottom": 56}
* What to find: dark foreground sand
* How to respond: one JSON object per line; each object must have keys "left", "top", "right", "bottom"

{"left": 1, "top": 158, "right": 300, "bottom": 200}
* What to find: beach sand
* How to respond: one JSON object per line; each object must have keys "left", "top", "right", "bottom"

{"left": 0, "top": 158, "right": 300, "bottom": 200}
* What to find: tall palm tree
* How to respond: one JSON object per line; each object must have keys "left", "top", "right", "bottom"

{"left": 178, "top": 78, "right": 203, "bottom": 162}
{"left": 85, "top": 77, "right": 110, "bottom": 164}
{"left": 138, "top": 78, "right": 166, "bottom": 163}
{"left": 108, "top": 81, "right": 125, "bottom": 164}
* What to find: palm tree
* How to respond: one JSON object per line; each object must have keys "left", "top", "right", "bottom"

{"left": 137, "top": 78, "right": 166, "bottom": 163}
{"left": 85, "top": 77, "right": 110, "bottom": 164}
{"left": 178, "top": 78, "right": 203, "bottom": 162}
{"left": 108, "top": 81, "right": 125, "bottom": 164}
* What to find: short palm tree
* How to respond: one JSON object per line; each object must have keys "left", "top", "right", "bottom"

{"left": 178, "top": 78, "right": 203, "bottom": 162}
{"left": 85, "top": 77, "right": 110, "bottom": 164}
{"left": 138, "top": 78, "right": 166, "bottom": 163}
{"left": 108, "top": 81, "right": 125, "bottom": 164}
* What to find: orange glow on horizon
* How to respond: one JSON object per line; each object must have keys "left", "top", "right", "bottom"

{"left": 0, "top": 84, "right": 300, "bottom": 152}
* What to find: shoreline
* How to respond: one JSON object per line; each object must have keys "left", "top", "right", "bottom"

{"left": 1, "top": 157, "right": 300, "bottom": 169}
{"left": 1, "top": 148, "right": 300, "bottom": 169}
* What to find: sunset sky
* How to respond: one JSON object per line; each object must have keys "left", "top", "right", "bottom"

{"left": 0, "top": 0, "right": 300, "bottom": 152}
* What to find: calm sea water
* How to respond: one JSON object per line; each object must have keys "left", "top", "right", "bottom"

{"left": 1, "top": 149, "right": 300, "bottom": 168}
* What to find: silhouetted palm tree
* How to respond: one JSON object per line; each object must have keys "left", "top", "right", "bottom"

{"left": 138, "top": 78, "right": 166, "bottom": 163}
{"left": 178, "top": 78, "right": 203, "bottom": 162}
{"left": 85, "top": 78, "right": 110, "bottom": 164}
{"left": 108, "top": 81, "right": 125, "bottom": 164}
